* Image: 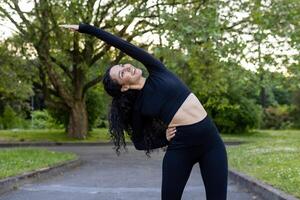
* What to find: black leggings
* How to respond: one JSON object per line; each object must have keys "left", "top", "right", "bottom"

{"left": 161, "top": 115, "right": 228, "bottom": 200}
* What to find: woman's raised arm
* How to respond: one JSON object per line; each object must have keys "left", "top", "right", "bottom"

{"left": 60, "top": 23, "right": 166, "bottom": 74}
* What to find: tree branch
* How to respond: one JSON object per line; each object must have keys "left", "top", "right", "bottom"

{"left": 33, "top": 81, "right": 60, "bottom": 98}
{"left": 0, "top": 7, "right": 26, "bottom": 35}
{"left": 49, "top": 55, "right": 73, "bottom": 79}
{"left": 82, "top": 75, "right": 103, "bottom": 97}
{"left": 43, "top": 60, "right": 74, "bottom": 107}
{"left": 10, "top": 0, "right": 31, "bottom": 28}
{"left": 89, "top": 45, "right": 111, "bottom": 66}
{"left": 222, "top": 17, "right": 251, "bottom": 31}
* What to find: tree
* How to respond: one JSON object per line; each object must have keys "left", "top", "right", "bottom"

{"left": 0, "top": 42, "right": 34, "bottom": 117}
{"left": 0, "top": 0, "right": 204, "bottom": 138}
{"left": 2, "top": 0, "right": 297, "bottom": 134}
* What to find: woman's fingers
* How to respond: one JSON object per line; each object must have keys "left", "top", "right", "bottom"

{"left": 167, "top": 127, "right": 176, "bottom": 134}
{"left": 59, "top": 24, "right": 79, "bottom": 31}
{"left": 167, "top": 134, "right": 176, "bottom": 141}
{"left": 167, "top": 128, "right": 176, "bottom": 135}
{"left": 166, "top": 127, "right": 176, "bottom": 141}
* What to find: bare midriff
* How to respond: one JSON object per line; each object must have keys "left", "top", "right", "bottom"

{"left": 168, "top": 93, "right": 207, "bottom": 128}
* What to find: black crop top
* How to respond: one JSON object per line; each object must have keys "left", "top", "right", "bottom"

{"left": 79, "top": 23, "right": 191, "bottom": 150}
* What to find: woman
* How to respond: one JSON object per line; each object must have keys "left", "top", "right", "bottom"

{"left": 60, "top": 23, "right": 228, "bottom": 200}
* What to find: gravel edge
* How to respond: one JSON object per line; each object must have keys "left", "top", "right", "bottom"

{"left": 0, "top": 158, "right": 82, "bottom": 195}
{"left": 229, "top": 169, "right": 299, "bottom": 200}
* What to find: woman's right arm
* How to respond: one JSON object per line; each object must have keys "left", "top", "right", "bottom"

{"left": 60, "top": 23, "right": 166, "bottom": 74}
{"left": 133, "top": 127, "right": 175, "bottom": 150}
{"left": 131, "top": 134, "right": 169, "bottom": 150}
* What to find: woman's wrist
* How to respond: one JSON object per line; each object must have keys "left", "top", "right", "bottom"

{"left": 78, "top": 23, "right": 90, "bottom": 33}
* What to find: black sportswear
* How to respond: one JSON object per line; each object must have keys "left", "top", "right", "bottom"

{"left": 79, "top": 23, "right": 191, "bottom": 150}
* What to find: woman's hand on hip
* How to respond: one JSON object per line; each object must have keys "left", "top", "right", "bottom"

{"left": 166, "top": 127, "right": 176, "bottom": 141}
{"left": 59, "top": 24, "right": 79, "bottom": 32}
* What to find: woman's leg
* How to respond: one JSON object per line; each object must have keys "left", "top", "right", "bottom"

{"left": 198, "top": 140, "right": 228, "bottom": 200}
{"left": 161, "top": 148, "right": 194, "bottom": 200}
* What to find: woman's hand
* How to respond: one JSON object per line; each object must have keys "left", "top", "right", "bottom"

{"left": 59, "top": 24, "right": 79, "bottom": 31}
{"left": 166, "top": 127, "right": 176, "bottom": 141}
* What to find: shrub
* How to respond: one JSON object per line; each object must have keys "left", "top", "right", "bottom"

{"left": 0, "top": 105, "right": 23, "bottom": 129}
{"left": 262, "top": 104, "right": 294, "bottom": 129}
{"left": 31, "top": 110, "right": 63, "bottom": 129}
{"left": 291, "top": 90, "right": 300, "bottom": 128}
{"left": 212, "top": 98, "right": 263, "bottom": 134}
{"left": 86, "top": 87, "right": 105, "bottom": 130}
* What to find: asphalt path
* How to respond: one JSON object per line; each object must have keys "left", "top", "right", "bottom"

{"left": 0, "top": 145, "right": 261, "bottom": 200}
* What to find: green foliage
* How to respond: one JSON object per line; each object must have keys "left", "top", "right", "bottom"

{"left": 0, "top": 105, "right": 23, "bottom": 129}
{"left": 0, "top": 44, "right": 34, "bottom": 101}
{"left": 291, "top": 90, "right": 300, "bottom": 128}
{"left": 17, "top": 118, "right": 32, "bottom": 130}
{"left": 0, "top": 43, "right": 34, "bottom": 118}
{"left": 262, "top": 105, "right": 295, "bottom": 129}
{"left": 31, "top": 110, "right": 63, "bottom": 129}
{"left": 86, "top": 86, "right": 108, "bottom": 130}
{"left": 156, "top": 37, "right": 263, "bottom": 133}
{"left": 273, "top": 86, "right": 293, "bottom": 105}
{"left": 213, "top": 98, "right": 263, "bottom": 134}
{"left": 0, "top": 0, "right": 299, "bottom": 135}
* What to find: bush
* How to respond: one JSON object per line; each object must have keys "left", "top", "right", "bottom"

{"left": 17, "top": 118, "right": 31, "bottom": 129}
{"left": 86, "top": 87, "right": 105, "bottom": 130}
{"left": 47, "top": 107, "right": 69, "bottom": 131}
{"left": 291, "top": 90, "right": 300, "bottom": 128}
{"left": 0, "top": 105, "right": 24, "bottom": 129}
{"left": 262, "top": 104, "right": 295, "bottom": 129}
{"left": 94, "top": 118, "right": 108, "bottom": 128}
{"left": 31, "top": 110, "right": 63, "bottom": 129}
{"left": 212, "top": 98, "right": 263, "bottom": 134}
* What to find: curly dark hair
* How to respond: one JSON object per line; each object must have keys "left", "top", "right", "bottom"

{"left": 102, "top": 65, "right": 168, "bottom": 157}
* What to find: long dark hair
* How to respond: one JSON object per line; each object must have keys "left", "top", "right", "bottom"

{"left": 102, "top": 65, "right": 167, "bottom": 157}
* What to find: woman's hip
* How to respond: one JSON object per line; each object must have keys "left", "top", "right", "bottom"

{"left": 167, "top": 115, "right": 224, "bottom": 150}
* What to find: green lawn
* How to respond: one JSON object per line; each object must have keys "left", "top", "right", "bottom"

{"left": 0, "top": 129, "right": 112, "bottom": 142}
{"left": 222, "top": 130, "right": 300, "bottom": 198}
{"left": 0, "top": 148, "right": 77, "bottom": 179}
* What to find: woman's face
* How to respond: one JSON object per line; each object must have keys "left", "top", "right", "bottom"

{"left": 109, "top": 63, "right": 142, "bottom": 86}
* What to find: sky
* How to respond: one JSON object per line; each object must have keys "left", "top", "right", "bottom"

{"left": 0, "top": 1, "right": 34, "bottom": 39}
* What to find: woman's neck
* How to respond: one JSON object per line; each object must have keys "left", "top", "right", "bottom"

{"left": 130, "top": 77, "right": 146, "bottom": 90}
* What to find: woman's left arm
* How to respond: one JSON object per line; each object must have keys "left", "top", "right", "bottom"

{"left": 60, "top": 23, "right": 167, "bottom": 74}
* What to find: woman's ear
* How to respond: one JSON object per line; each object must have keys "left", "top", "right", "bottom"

{"left": 121, "top": 85, "right": 130, "bottom": 92}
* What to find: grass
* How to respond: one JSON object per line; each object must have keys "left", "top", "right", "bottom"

{"left": 0, "top": 148, "right": 77, "bottom": 179}
{"left": 0, "top": 128, "right": 136, "bottom": 143}
{"left": 0, "top": 128, "right": 112, "bottom": 142}
{"left": 221, "top": 130, "right": 300, "bottom": 198}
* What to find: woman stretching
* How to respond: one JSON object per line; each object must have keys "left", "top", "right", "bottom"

{"left": 60, "top": 23, "right": 228, "bottom": 200}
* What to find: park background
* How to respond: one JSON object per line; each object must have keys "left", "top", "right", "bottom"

{"left": 0, "top": 0, "right": 299, "bottom": 198}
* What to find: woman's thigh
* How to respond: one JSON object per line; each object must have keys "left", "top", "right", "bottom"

{"left": 198, "top": 141, "right": 228, "bottom": 200}
{"left": 161, "top": 149, "right": 195, "bottom": 200}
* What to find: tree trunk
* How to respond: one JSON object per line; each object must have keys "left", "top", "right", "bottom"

{"left": 67, "top": 101, "right": 88, "bottom": 139}
{"left": 260, "top": 86, "right": 267, "bottom": 108}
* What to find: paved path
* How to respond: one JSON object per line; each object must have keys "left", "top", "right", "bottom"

{"left": 0, "top": 145, "right": 261, "bottom": 200}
